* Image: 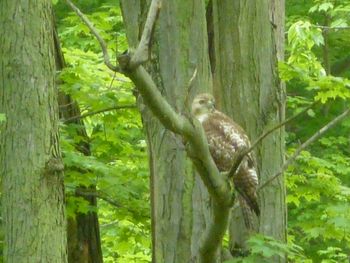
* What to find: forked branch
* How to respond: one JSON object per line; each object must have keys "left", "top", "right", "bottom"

{"left": 117, "top": 2, "right": 231, "bottom": 261}
{"left": 65, "top": 1, "right": 238, "bottom": 262}
{"left": 128, "top": 0, "right": 162, "bottom": 69}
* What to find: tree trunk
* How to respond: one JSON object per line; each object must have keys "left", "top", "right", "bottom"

{"left": 53, "top": 25, "right": 103, "bottom": 263}
{"left": 120, "top": 0, "right": 217, "bottom": 262}
{"left": 0, "top": 1, "right": 67, "bottom": 262}
{"left": 66, "top": 190, "right": 103, "bottom": 263}
{"left": 212, "top": 0, "right": 286, "bottom": 260}
{"left": 59, "top": 92, "right": 103, "bottom": 263}
{"left": 60, "top": 94, "right": 103, "bottom": 263}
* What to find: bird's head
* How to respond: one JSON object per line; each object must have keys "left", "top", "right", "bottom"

{"left": 191, "top": 93, "right": 216, "bottom": 118}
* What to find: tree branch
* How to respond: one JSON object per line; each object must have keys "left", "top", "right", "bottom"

{"left": 74, "top": 188, "right": 122, "bottom": 208}
{"left": 119, "top": 65, "right": 232, "bottom": 204}
{"left": 118, "top": 2, "right": 232, "bottom": 261}
{"left": 258, "top": 108, "right": 350, "bottom": 190}
{"left": 199, "top": 202, "right": 230, "bottom": 263}
{"left": 66, "top": 186, "right": 149, "bottom": 220}
{"left": 250, "top": 102, "right": 317, "bottom": 154}
{"left": 228, "top": 101, "right": 317, "bottom": 179}
{"left": 68, "top": 1, "right": 231, "bottom": 261}
{"left": 63, "top": 105, "right": 136, "bottom": 123}
{"left": 312, "top": 25, "right": 350, "bottom": 31}
{"left": 128, "top": 0, "right": 162, "bottom": 69}
{"left": 65, "top": 0, "right": 120, "bottom": 72}
{"left": 184, "top": 68, "right": 198, "bottom": 111}
{"left": 119, "top": 42, "right": 231, "bottom": 263}
{"left": 100, "top": 220, "right": 119, "bottom": 228}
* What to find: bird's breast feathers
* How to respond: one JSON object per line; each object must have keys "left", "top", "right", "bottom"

{"left": 201, "top": 111, "right": 249, "bottom": 149}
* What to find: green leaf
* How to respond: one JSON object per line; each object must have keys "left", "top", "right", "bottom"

{"left": 319, "top": 3, "right": 334, "bottom": 12}
{"left": 0, "top": 113, "right": 6, "bottom": 123}
{"left": 330, "top": 19, "right": 347, "bottom": 28}
{"left": 307, "top": 109, "right": 315, "bottom": 117}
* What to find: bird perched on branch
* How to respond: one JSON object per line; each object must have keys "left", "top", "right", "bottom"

{"left": 191, "top": 93, "right": 260, "bottom": 229}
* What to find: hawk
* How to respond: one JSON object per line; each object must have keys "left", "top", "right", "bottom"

{"left": 191, "top": 93, "right": 260, "bottom": 228}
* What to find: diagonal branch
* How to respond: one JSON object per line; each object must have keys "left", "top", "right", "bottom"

{"left": 119, "top": 66, "right": 232, "bottom": 203}
{"left": 249, "top": 102, "right": 317, "bottom": 154}
{"left": 65, "top": 0, "right": 120, "bottom": 72}
{"left": 63, "top": 105, "right": 136, "bottom": 123}
{"left": 68, "top": 186, "right": 149, "bottom": 220}
{"left": 312, "top": 25, "right": 350, "bottom": 31}
{"left": 68, "top": 1, "right": 231, "bottom": 262}
{"left": 258, "top": 107, "right": 350, "bottom": 190}
{"left": 118, "top": 44, "right": 231, "bottom": 263}
{"left": 228, "top": 102, "right": 317, "bottom": 179}
{"left": 74, "top": 188, "right": 122, "bottom": 208}
{"left": 120, "top": 0, "right": 233, "bottom": 207}
{"left": 184, "top": 68, "right": 198, "bottom": 111}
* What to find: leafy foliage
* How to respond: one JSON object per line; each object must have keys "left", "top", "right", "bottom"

{"left": 224, "top": 234, "right": 307, "bottom": 263}
{"left": 54, "top": 0, "right": 350, "bottom": 262}
{"left": 56, "top": 3, "right": 150, "bottom": 262}
{"left": 284, "top": 0, "right": 350, "bottom": 261}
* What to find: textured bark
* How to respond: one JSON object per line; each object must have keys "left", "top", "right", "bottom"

{"left": 212, "top": 0, "right": 286, "bottom": 260}
{"left": 0, "top": 1, "right": 67, "bottom": 262}
{"left": 66, "top": 192, "right": 103, "bottom": 263}
{"left": 120, "top": 0, "right": 218, "bottom": 262}
{"left": 54, "top": 26, "right": 103, "bottom": 263}
{"left": 59, "top": 93, "right": 103, "bottom": 263}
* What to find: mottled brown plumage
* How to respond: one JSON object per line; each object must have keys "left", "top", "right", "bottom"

{"left": 192, "top": 93, "right": 260, "bottom": 227}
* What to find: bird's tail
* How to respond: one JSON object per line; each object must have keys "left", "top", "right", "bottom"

{"left": 238, "top": 195, "right": 257, "bottom": 231}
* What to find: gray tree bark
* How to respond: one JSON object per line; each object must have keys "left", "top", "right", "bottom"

{"left": 53, "top": 24, "right": 104, "bottom": 263}
{"left": 120, "top": 0, "right": 218, "bottom": 262}
{"left": 118, "top": 0, "right": 286, "bottom": 262}
{"left": 211, "top": 0, "right": 286, "bottom": 261}
{"left": 0, "top": 0, "right": 68, "bottom": 262}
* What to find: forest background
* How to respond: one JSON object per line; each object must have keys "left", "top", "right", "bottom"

{"left": 1, "top": 0, "right": 350, "bottom": 262}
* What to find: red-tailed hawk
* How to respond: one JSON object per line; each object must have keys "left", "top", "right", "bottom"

{"left": 191, "top": 93, "right": 260, "bottom": 228}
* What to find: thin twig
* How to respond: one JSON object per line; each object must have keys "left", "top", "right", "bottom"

{"left": 228, "top": 102, "right": 317, "bottom": 178}
{"left": 100, "top": 220, "right": 119, "bottom": 228}
{"left": 184, "top": 68, "right": 198, "bottom": 111}
{"left": 258, "top": 108, "right": 350, "bottom": 190}
{"left": 251, "top": 101, "right": 317, "bottom": 154}
{"left": 312, "top": 25, "right": 350, "bottom": 31}
{"left": 63, "top": 105, "right": 136, "bottom": 123}
{"left": 66, "top": 185, "right": 123, "bottom": 208}
{"left": 189, "top": 69, "right": 198, "bottom": 85}
{"left": 73, "top": 188, "right": 122, "bottom": 208}
{"left": 65, "top": 0, "right": 120, "bottom": 72}
{"left": 69, "top": 187, "right": 149, "bottom": 219}
{"left": 59, "top": 101, "right": 75, "bottom": 109}
{"left": 227, "top": 147, "right": 248, "bottom": 179}
{"left": 109, "top": 71, "right": 117, "bottom": 90}
{"left": 129, "top": 0, "right": 162, "bottom": 69}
